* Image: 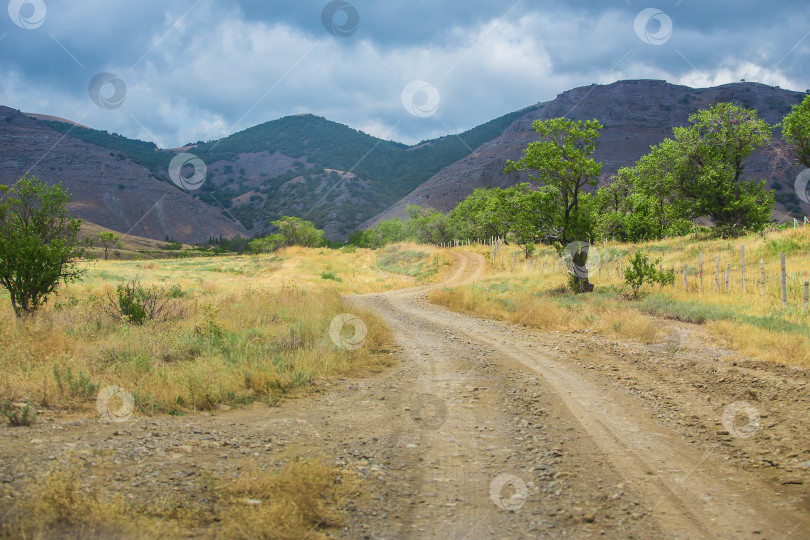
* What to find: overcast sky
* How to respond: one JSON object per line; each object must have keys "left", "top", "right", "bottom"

{"left": 1, "top": 0, "right": 808, "bottom": 147}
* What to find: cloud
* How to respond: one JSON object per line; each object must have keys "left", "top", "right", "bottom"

{"left": 0, "top": 0, "right": 807, "bottom": 148}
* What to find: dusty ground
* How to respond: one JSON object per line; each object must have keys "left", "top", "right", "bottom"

{"left": 2, "top": 251, "right": 809, "bottom": 538}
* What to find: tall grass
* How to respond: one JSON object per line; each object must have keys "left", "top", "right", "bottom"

{"left": 431, "top": 226, "right": 810, "bottom": 366}
{"left": 0, "top": 246, "right": 421, "bottom": 414}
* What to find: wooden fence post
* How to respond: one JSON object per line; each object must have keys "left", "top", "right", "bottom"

{"left": 683, "top": 264, "right": 688, "bottom": 291}
{"left": 699, "top": 252, "right": 704, "bottom": 292}
{"left": 725, "top": 263, "right": 730, "bottom": 294}
{"left": 714, "top": 256, "right": 720, "bottom": 293}
{"left": 781, "top": 252, "right": 787, "bottom": 308}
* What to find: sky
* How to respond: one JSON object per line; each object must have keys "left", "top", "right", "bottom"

{"left": 1, "top": 0, "right": 808, "bottom": 148}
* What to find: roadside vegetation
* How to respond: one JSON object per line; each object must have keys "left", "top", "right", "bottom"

{"left": 430, "top": 225, "right": 810, "bottom": 367}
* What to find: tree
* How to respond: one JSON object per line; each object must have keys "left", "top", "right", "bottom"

{"left": 601, "top": 103, "right": 774, "bottom": 238}
{"left": 505, "top": 118, "right": 603, "bottom": 291}
{"left": 96, "top": 231, "right": 122, "bottom": 260}
{"left": 0, "top": 175, "right": 85, "bottom": 316}
{"left": 405, "top": 205, "right": 450, "bottom": 245}
{"left": 271, "top": 216, "right": 325, "bottom": 248}
{"left": 449, "top": 188, "right": 510, "bottom": 242}
{"left": 672, "top": 103, "right": 773, "bottom": 235}
{"left": 782, "top": 94, "right": 810, "bottom": 168}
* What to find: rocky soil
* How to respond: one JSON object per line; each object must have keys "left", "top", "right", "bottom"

{"left": 1, "top": 251, "right": 809, "bottom": 538}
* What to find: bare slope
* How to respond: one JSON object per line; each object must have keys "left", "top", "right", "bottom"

{"left": 0, "top": 107, "right": 244, "bottom": 243}
{"left": 365, "top": 80, "right": 808, "bottom": 226}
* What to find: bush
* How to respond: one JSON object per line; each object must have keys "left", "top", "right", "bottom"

{"left": 52, "top": 365, "right": 100, "bottom": 400}
{"left": 0, "top": 175, "right": 85, "bottom": 316}
{"left": 101, "top": 276, "right": 179, "bottom": 324}
{"left": 320, "top": 271, "right": 342, "bottom": 282}
{"left": 624, "top": 252, "right": 675, "bottom": 298}
{"left": 1, "top": 400, "right": 36, "bottom": 426}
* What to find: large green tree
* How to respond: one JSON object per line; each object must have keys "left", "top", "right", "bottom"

{"left": 0, "top": 175, "right": 85, "bottom": 316}
{"left": 782, "top": 94, "right": 810, "bottom": 168}
{"left": 598, "top": 103, "right": 774, "bottom": 238}
{"left": 505, "top": 118, "right": 603, "bottom": 291}
{"left": 271, "top": 216, "right": 325, "bottom": 247}
{"left": 676, "top": 103, "right": 773, "bottom": 234}
{"left": 505, "top": 118, "right": 602, "bottom": 246}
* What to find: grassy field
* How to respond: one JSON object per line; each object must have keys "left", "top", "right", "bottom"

{"left": 0, "top": 243, "right": 449, "bottom": 414}
{"left": 430, "top": 226, "right": 810, "bottom": 367}
{"left": 0, "top": 242, "right": 447, "bottom": 539}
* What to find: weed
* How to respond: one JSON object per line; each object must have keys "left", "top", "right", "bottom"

{"left": 1, "top": 400, "right": 36, "bottom": 426}
{"left": 320, "top": 271, "right": 342, "bottom": 282}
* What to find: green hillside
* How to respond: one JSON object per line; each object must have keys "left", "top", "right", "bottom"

{"left": 40, "top": 108, "right": 539, "bottom": 237}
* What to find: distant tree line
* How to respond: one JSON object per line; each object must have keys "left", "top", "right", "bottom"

{"left": 353, "top": 97, "right": 810, "bottom": 251}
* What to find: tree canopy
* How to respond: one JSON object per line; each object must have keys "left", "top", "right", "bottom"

{"left": 0, "top": 175, "right": 85, "bottom": 316}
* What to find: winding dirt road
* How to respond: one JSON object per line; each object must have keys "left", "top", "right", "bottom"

{"left": 2, "top": 251, "right": 808, "bottom": 538}
{"left": 341, "top": 251, "right": 810, "bottom": 538}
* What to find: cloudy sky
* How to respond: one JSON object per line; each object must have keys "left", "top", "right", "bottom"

{"left": 1, "top": 0, "right": 808, "bottom": 147}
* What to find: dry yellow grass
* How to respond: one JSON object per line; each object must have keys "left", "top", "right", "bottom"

{"left": 0, "top": 244, "right": 450, "bottom": 539}
{"left": 0, "top": 455, "right": 355, "bottom": 540}
{"left": 0, "top": 245, "right": 449, "bottom": 414}
{"left": 431, "top": 226, "right": 810, "bottom": 366}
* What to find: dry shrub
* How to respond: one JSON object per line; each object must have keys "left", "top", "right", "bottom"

{"left": 0, "top": 463, "right": 133, "bottom": 539}
{"left": 510, "top": 299, "right": 572, "bottom": 330}
{"left": 594, "top": 309, "right": 661, "bottom": 343}
{"left": 707, "top": 320, "right": 810, "bottom": 367}
{"left": 219, "top": 458, "right": 355, "bottom": 540}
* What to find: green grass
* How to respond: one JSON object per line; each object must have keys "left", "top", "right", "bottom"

{"left": 638, "top": 293, "right": 810, "bottom": 336}
{"left": 376, "top": 247, "right": 443, "bottom": 281}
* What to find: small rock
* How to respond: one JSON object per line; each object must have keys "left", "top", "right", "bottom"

{"left": 781, "top": 478, "right": 803, "bottom": 485}
{"left": 583, "top": 513, "right": 596, "bottom": 523}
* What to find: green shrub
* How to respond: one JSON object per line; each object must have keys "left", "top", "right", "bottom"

{"left": 101, "top": 276, "right": 179, "bottom": 324}
{"left": 320, "top": 271, "right": 342, "bottom": 282}
{"left": 624, "top": 252, "right": 675, "bottom": 298}
{"left": 1, "top": 400, "right": 36, "bottom": 426}
{"left": 52, "top": 365, "right": 100, "bottom": 400}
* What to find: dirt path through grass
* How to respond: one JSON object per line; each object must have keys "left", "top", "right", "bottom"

{"left": 2, "top": 250, "right": 808, "bottom": 538}
{"left": 344, "top": 251, "right": 810, "bottom": 538}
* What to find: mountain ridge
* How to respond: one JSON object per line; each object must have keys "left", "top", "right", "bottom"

{"left": 363, "top": 80, "right": 809, "bottom": 228}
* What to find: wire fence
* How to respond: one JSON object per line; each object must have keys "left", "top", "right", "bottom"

{"left": 435, "top": 229, "right": 810, "bottom": 310}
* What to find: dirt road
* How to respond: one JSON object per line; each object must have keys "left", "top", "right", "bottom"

{"left": 340, "top": 251, "right": 810, "bottom": 538}
{"left": 2, "top": 251, "right": 808, "bottom": 538}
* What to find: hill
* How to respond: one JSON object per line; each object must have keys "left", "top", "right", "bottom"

{"left": 0, "top": 107, "right": 245, "bottom": 244}
{"left": 38, "top": 109, "right": 537, "bottom": 240}
{"left": 364, "top": 80, "right": 809, "bottom": 227}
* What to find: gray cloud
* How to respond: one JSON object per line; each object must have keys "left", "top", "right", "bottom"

{"left": 0, "top": 0, "right": 807, "bottom": 147}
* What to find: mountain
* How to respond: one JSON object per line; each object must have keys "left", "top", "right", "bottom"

{"left": 364, "top": 80, "right": 809, "bottom": 227}
{"left": 0, "top": 107, "right": 244, "bottom": 244}
{"left": 38, "top": 108, "right": 538, "bottom": 240}
{"left": 7, "top": 80, "right": 807, "bottom": 243}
